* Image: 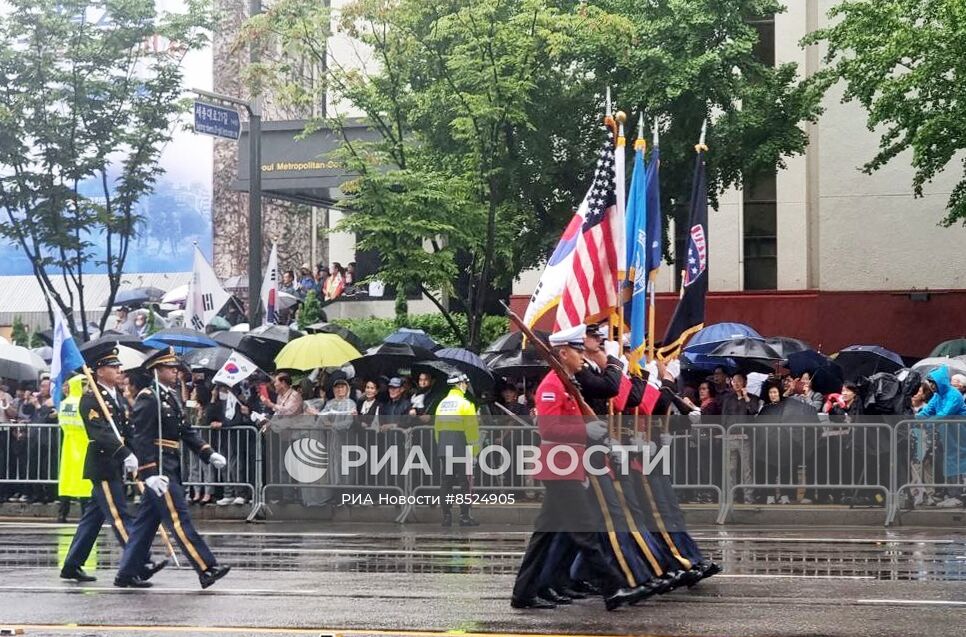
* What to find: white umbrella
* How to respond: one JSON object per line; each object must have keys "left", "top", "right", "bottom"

{"left": 230, "top": 322, "right": 250, "bottom": 332}
{"left": 31, "top": 346, "right": 53, "bottom": 364}
{"left": 162, "top": 284, "right": 190, "bottom": 305}
{"left": 277, "top": 291, "right": 300, "bottom": 310}
{"left": 116, "top": 345, "right": 147, "bottom": 372}
{"left": 0, "top": 343, "right": 49, "bottom": 381}
{"left": 913, "top": 356, "right": 966, "bottom": 378}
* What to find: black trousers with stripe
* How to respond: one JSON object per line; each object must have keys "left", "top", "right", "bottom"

{"left": 117, "top": 477, "right": 217, "bottom": 578}
{"left": 63, "top": 479, "right": 132, "bottom": 571}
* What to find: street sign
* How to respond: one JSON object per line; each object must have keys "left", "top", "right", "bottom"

{"left": 193, "top": 101, "right": 241, "bottom": 140}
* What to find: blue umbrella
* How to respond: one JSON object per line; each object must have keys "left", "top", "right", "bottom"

{"left": 144, "top": 328, "right": 217, "bottom": 354}
{"left": 681, "top": 351, "right": 737, "bottom": 373}
{"left": 384, "top": 327, "right": 440, "bottom": 351}
{"left": 436, "top": 347, "right": 495, "bottom": 393}
{"left": 683, "top": 322, "right": 762, "bottom": 355}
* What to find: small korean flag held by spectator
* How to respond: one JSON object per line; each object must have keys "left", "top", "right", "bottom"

{"left": 213, "top": 351, "right": 258, "bottom": 388}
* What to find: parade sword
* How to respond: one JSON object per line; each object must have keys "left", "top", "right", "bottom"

{"left": 79, "top": 365, "right": 179, "bottom": 566}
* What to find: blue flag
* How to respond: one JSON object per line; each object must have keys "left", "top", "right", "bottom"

{"left": 625, "top": 141, "right": 648, "bottom": 370}
{"left": 645, "top": 144, "right": 663, "bottom": 277}
{"left": 51, "top": 309, "right": 85, "bottom": 408}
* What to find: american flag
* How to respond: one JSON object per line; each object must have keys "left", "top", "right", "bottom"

{"left": 554, "top": 125, "right": 623, "bottom": 330}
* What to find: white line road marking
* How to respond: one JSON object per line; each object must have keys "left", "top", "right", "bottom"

{"left": 261, "top": 548, "right": 526, "bottom": 557}
{"left": 858, "top": 599, "right": 966, "bottom": 607}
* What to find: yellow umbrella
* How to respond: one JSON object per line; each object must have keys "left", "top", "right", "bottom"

{"left": 274, "top": 333, "right": 362, "bottom": 371}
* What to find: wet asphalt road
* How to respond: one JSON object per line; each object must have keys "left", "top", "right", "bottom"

{"left": 1, "top": 520, "right": 965, "bottom": 637}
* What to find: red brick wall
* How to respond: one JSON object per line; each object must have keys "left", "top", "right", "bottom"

{"left": 509, "top": 289, "right": 966, "bottom": 358}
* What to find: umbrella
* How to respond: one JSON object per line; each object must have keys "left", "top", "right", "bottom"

{"left": 435, "top": 347, "right": 495, "bottom": 393}
{"left": 412, "top": 359, "right": 459, "bottom": 383}
{"left": 304, "top": 322, "right": 365, "bottom": 351}
{"left": 384, "top": 327, "right": 439, "bottom": 351}
{"left": 683, "top": 322, "right": 763, "bottom": 355}
{"left": 237, "top": 325, "right": 304, "bottom": 372}
{"left": 681, "top": 351, "right": 737, "bottom": 373}
{"left": 0, "top": 343, "right": 49, "bottom": 380}
{"left": 351, "top": 342, "right": 437, "bottom": 380}
{"left": 911, "top": 357, "right": 966, "bottom": 379}
{"left": 833, "top": 345, "right": 904, "bottom": 382}
{"left": 274, "top": 334, "right": 362, "bottom": 371}
{"left": 31, "top": 346, "right": 53, "bottom": 364}
{"left": 483, "top": 330, "right": 551, "bottom": 355}
{"left": 785, "top": 349, "right": 844, "bottom": 394}
{"left": 211, "top": 330, "right": 245, "bottom": 349}
{"left": 222, "top": 274, "right": 249, "bottom": 290}
{"left": 487, "top": 350, "right": 548, "bottom": 377}
{"left": 929, "top": 339, "right": 966, "bottom": 358}
{"left": 707, "top": 337, "right": 782, "bottom": 360}
{"left": 753, "top": 397, "right": 820, "bottom": 469}
{"left": 108, "top": 287, "right": 166, "bottom": 307}
{"left": 764, "top": 336, "right": 813, "bottom": 358}
{"left": 161, "top": 284, "right": 189, "bottom": 305}
{"left": 143, "top": 328, "right": 218, "bottom": 353}
{"left": 277, "top": 291, "right": 301, "bottom": 310}
{"left": 184, "top": 346, "right": 236, "bottom": 373}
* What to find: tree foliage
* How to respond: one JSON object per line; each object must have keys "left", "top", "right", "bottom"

{"left": 297, "top": 289, "right": 325, "bottom": 330}
{"left": 0, "top": 0, "right": 212, "bottom": 338}
{"left": 806, "top": 0, "right": 966, "bottom": 226}
{"left": 244, "top": 0, "right": 821, "bottom": 350}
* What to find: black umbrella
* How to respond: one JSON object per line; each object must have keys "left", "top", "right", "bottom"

{"left": 351, "top": 342, "right": 437, "bottom": 380}
{"left": 764, "top": 336, "right": 813, "bottom": 358}
{"left": 705, "top": 337, "right": 783, "bottom": 373}
{"left": 833, "top": 345, "right": 904, "bottom": 382}
{"left": 436, "top": 347, "right": 495, "bottom": 393}
{"left": 412, "top": 359, "right": 459, "bottom": 383}
{"left": 483, "top": 330, "right": 551, "bottom": 355}
{"left": 304, "top": 322, "right": 365, "bottom": 351}
{"left": 237, "top": 325, "right": 303, "bottom": 373}
{"left": 98, "top": 331, "right": 153, "bottom": 352}
{"left": 786, "top": 350, "right": 845, "bottom": 394}
{"left": 183, "top": 346, "right": 235, "bottom": 373}
{"left": 384, "top": 327, "right": 440, "bottom": 351}
{"left": 211, "top": 330, "right": 245, "bottom": 350}
{"left": 753, "top": 398, "right": 820, "bottom": 469}
{"left": 487, "top": 350, "right": 548, "bottom": 377}
{"left": 108, "top": 287, "right": 166, "bottom": 307}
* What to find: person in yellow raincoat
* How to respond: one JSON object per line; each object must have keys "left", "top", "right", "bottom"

{"left": 57, "top": 375, "right": 92, "bottom": 522}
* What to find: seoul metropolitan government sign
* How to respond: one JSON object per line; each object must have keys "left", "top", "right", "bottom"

{"left": 193, "top": 101, "right": 241, "bottom": 140}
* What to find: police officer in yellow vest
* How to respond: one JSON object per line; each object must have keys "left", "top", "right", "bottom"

{"left": 434, "top": 372, "right": 480, "bottom": 527}
{"left": 57, "top": 375, "right": 92, "bottom": 522}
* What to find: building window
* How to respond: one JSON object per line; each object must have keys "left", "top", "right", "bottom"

{"left": 743, "top": 172, "right": 777, "bottom": 290}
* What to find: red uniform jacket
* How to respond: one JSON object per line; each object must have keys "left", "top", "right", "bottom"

{"left": 534, "top": 371, "right": 586, "bottom": 481}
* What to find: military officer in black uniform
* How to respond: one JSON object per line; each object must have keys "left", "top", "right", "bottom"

{"left": 60, "top": 343, "right": 168, "bottom": 583}
{"left": 114, "top": 347, "right": 231, "bottom": 589}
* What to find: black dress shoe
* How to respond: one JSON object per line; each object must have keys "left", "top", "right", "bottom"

{"left": 458, "top": 515, "right": 480, "bottom": 527}
{"left": 199, "top": 564, "right": 231, "bottom": 589}
{"left": 682, "top": 567, "right": 705, "bottom": 588}
{"left": 141, "top": 558, "right": 170, "bottom": 581}
{"left": 559, "top": 586, "right": 587, "bottom": 600}
{"left": 60, "top": 567, "right": 96, "bottom": 582}
{"left": 510, "top": 597, "right": 556, "bottom": 609}
{"left": 114, "top": 574, "right": 153, "bottom": 588}
{"left": 441, "top": 513, "right": 453, "bottom": 527}
{"left": 538, "top": 588, "right": 572, "bottom": 605}
{"left": 604, "top": 584, "right": 654, "bottom": 611}
{"left": 629, "top": 581, "right": 662, "bottom": 605}
{"left": 698, "top": 561, "right": 722, "bottom": 581}
{"left": 571, "top": 579, "right": 601, "bottom": 595}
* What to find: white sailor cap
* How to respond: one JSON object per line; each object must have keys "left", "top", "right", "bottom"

{"left": 548, "top": 324, "right": 586, "bottom": 349}
{"left": 447, "top": 372, "right": 470, "bottom": 385}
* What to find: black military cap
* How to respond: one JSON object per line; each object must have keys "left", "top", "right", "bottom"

{"left": 143, "top": 347, "right": 181, "bottom": 370}
{"left": 79, "top": 340, "right": 122, "bottom": 370}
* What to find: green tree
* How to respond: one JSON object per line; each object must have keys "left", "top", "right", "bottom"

{"left": 0, "top": 0, "right": 212, "bottom": 338}
{"left": 297, "top": 290, "right": 325, "bottom": 330}
{"left": 10, "top": 316, "right": 30, "bottom": 347}
{"left": 244, "top": 0, "right": 821, "bottom": 350}
{"left": 806, "top": 0, "right": 966, "bottom": 226}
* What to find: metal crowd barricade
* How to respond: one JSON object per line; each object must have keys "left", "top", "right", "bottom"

{"left": 890, "top": 418, "right": 966, "bottom": 525}
{"left": 664, "top": 423, "right": 727, "bottom": 520}
{"left": 720, "top": 421, "right": 895, "bottom": 524}
{"left": 0, "top": 423, "right": 61, "bottom": 497}
{"left": 255, "top": 415, "right": 408, "bottom": 521}
{"left": 179, "top": 424, "right": 261, "bottom": 513}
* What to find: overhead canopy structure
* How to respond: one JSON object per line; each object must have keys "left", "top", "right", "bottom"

{"left": 232, "top": 118, "right": 382, "bottom": 207}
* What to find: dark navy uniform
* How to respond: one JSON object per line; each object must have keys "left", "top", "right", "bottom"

{"left": 116, "top": 348, "right": 229, "bottom": 588}
{"left": 61, "top": 345, "right": 142, "bottom": 581}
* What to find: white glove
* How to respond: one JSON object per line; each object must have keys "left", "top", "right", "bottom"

{"left": 122, "top": 454, "right": 139, "bottom": 476}
{"left": 209, "top": 452, "right": 227, "bottom": 470}
{"left": 659, "top": 432, "right": 673, "bottom": 447}
{"left": 688, "top": 410, "right": 702, "bottom": 424}
{"left": 585, "top": 420, "right": 608, "bottom": 441}
{"left": 144, "top": 475, "right": 170, "bottom": 497}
